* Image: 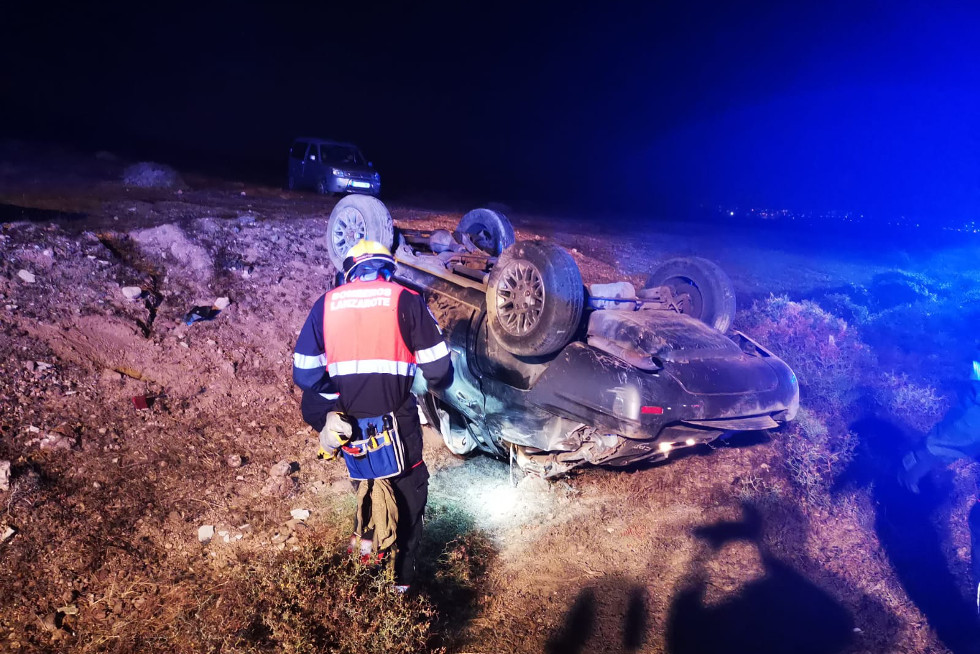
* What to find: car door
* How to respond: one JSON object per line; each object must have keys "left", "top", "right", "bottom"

{"left": 288, "top": 141, "right": 309, "bottom": 188}
{"left": 304, "top": 143, "right": 322, "bottom": 187}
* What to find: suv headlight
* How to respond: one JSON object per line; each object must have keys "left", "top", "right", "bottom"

{"left": 331, "top": 168, "right": 346, "bottom": 177}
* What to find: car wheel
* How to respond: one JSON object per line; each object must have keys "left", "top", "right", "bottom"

{"left": 315, "top": 179, "right": 328, "bottom": 195}
{"left": 326, "top": 196, "right": 394, "bottom": 270}
{"left": 642, "top": 257, "right": 736, "bottom": 332}
{"left": 487, "top": 240, "right": 584, "bottom": 357}
{"left": 456, "top": 208, "right": 515, "bottom": 256}
{"left": 287, "top": 175, "right": 296, "bottom": 191}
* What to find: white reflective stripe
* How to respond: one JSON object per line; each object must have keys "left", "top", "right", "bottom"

{"left": 293, "top": 352, "right": 327, "bottom": 369}
{"left": 319, "top": 392, "right": 340, "bottom": 400}
{"left": 415, "top": 341, "right": 449, "bottom": 364}
{"left": 327, "top": 359, "right": 417, "bottom": 377}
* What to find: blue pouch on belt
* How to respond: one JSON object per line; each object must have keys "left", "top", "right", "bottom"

{"left": 341, "top": 413, "right": 404, "bottom": 480}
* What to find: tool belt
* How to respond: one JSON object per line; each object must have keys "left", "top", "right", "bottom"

{"left": 341, "top": 412, "right": 404, "bottom": 480}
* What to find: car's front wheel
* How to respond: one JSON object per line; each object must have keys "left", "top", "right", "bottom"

{"left": 487, "top": 240, "right": 584, "bottom": 357}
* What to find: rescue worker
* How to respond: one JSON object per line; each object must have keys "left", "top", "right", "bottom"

{"left": 292, "top": 239, "right": 452, "bottom": 592}
{"left": 899, "top": 353, "right": 980, "bottom": 613}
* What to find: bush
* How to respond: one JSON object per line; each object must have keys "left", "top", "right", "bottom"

{"left": 122, "top": 161, "right": 186, "bottom": 189}
{"left": 782, "top": 408, "right": 857, "bottom": 505}
{"left": 245, "top": 541, "right": 444, "bottom": 654}
{"left": 736, "top": 295, "right": 875, "bottom": 413}
{"left": 875, "top": 372, "right": 948, "bottom": 434}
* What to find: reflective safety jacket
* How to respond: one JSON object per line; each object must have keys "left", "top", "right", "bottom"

{"left": 293, "top": 278, "right": 452, "bottom": 466}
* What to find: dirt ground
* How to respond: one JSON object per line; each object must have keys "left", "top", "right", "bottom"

{"left": 0, "top": 149, "right": 975, "bottom": 653}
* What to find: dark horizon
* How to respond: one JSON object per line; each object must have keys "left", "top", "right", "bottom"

{"left": 3, "top": 1, "right": 978, "bottom": 222}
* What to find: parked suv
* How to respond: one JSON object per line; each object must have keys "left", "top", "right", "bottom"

{"left": 287, "top": 138, "right": 381, "bottom": 196}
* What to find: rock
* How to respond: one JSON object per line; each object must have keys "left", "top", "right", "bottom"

{"left": 129, "top": 224, "right": 213, "bottom": 279}
{"left": 198, "top": 525, "right": 215, "bottom": 544}
{"left": 226, "top": 454, "right": 243, "bottom": 468}
{"left": 121, "top": 286, "right": 143, "bottom": 300}
{"left": 331, "top": 479, "right": 354, "bottom": 493}
{"left": 17, "top": 269, "right": 36, "bottom": 283}
{"left": 0, "top": 460, "right": 9, "bottom": 492}
{"left": 1, "top": 525, "right": 16, "bottom": 543}
{"left": 262, "top": 475, "right": 298, "bottom": 498}
{"left": 122, "top": 162, "right": 186, "bottom": 189}
{"left": 268, "top": 460, "right": 292, "bottom": 477}
{"left": 289, "top": 508, "right": 310, "bottom": 521}
{"left": 41, "top": 612, "right": 59, "bottom": 633}
{"left": 38, "top": 433, "right": 75, "bottom": 451}
{"left": 213, "top": 296, "right": 231, "bottom": 310}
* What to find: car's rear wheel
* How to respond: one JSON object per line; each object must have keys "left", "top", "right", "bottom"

{"left": 456, "top": 208, "right": 515, "bottom": 256}
{"left": 326, "top": 195, "right": 394, "bottom": 270}
{"left": 487, "top": 240, "right": 584, "bottom": 357}
{"left": 641, "top": 257, "right": 736, "bottom": 332}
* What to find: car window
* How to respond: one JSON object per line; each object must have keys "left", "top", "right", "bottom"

{"left": 321, "top": 145, "right": 364, "bottom": 166}
{"left": 290, "top": 142, "right": 308, "bottom": 160}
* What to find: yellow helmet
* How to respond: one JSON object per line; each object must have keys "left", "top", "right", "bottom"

{"left": 342, "top": 239, "right": 395, "bottom": 282}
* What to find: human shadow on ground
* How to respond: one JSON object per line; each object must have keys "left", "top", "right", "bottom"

{"left": 543, "top": 499, "right": 894, "bottom": 654}
{"left": 544, "top": 580, "right": 649, "bottom": 654}
{"left": 664, "top": 502, "right": 859, "bottom": 654}
{"left": 842, "top": 416, "right": 980, "bottom": 654}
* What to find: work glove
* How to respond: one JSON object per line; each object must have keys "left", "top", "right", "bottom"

{"left": 320, "top": 411, "right": 354, "bottom": 455}
{"left": 898, "top": 447, "right": 937, "bottom": 494}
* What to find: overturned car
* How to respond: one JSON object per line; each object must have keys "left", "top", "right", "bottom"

{"left": 325, "top": 196, "right": 799, "bottom": 477}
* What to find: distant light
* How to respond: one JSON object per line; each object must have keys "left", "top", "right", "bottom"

{"left": 730, "top": 211, "right": 735, "bottom": 216}
{"left": 685, "top": 438, "right": 696, "bottom": 446}
{"left": 659, "top": 442, "right": 672, "bottom": 452}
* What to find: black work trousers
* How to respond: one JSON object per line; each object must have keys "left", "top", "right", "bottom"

{"left": 376, "top": 461, "right": 429, "bottom": 586}
{"left": 301, "top": 388, "right": 429, "bottom": 586}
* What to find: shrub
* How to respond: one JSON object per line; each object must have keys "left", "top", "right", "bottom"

{"left": 122, "top": 161, "right": 186, "bottom": 189}
{"left": 782, "top": 408, "right": 858, "bottom": 505}
{"left": 736, "top": 295, "right": 875, "bottom": 413}
{"left": 875, "top": 372, "right": 948, "bottom": 434}
{"left": 245, "top": 541, "right": 444, "bottom": 654}
{"left": 737, "top": 296, "right": 872, "bottom": 503}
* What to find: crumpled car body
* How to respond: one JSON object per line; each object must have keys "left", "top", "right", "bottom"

{"left": 399, "top": 264, "right": 799, "bottom": 478}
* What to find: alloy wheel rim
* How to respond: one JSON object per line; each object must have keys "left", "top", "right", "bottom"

{"left": 496, "top": 261, "right": 545, "bottom": 336}
{"left": 332, "top": 208, "right": 367, "bottom": 258}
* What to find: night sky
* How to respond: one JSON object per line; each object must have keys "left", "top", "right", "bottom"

{"left": 3, "top": 1, "right": 978, "bottom": 221}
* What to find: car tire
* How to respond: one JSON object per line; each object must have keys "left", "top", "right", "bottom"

{"left": 315, "top": 179, "right": 328, "bottom": 195}
{"left": 326, "top": 196, "right": 394, "bottom": 271}
{"left": 487, "top": 240, "right": 584, "bottom": 357}
{"left": 456, "top": 208, "right": 516, "bottom": 257}
{"left": 642, "top": 257, "right": 736, "bottom": 332}
{"left": 287, "top": 175, "right": 296, "bottom": 191}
